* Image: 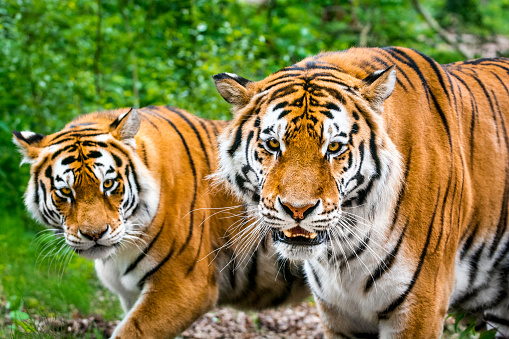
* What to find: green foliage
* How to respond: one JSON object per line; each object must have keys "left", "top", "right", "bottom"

{"left": 0, "top": 0, "right": 508, "bottom": 335}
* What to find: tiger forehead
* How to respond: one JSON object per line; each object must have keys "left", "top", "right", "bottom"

{"left": 261, "top": 62, "right": 360, "bottom": 94}
{"left": 52, "top": 139, "right": 121, "bottom": 176}
{"left": 260, "top": 87, "right": 351, "bottom": 136}
{"left": 59, "top": 143, "right": 104, "bottom": 166}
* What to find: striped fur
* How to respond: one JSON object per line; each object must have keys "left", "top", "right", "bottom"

{"left": 213, "top": 47, "right": 509, "bottom": 338}
{"left": 14, "top": 106, "right": 308, "bottom": 338}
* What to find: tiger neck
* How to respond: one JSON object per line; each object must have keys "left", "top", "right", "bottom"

{"left": 331, "top": 136, "right": 405, "bottom": 263}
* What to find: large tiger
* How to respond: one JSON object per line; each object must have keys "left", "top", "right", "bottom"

{"left": 13, "top": 106, "right": 309, "bottom": 338}
{"left": 212, "top": 47, "right": 509, "bottom": 338}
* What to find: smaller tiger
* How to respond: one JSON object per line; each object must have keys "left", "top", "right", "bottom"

{"left": 14, "top": 105, "right": 308, "bottom": 338}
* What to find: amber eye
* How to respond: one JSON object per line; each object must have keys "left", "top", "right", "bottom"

{"left": 103, "top": 179, "right": 114, "bottom": 189}
{"left": 266, "top": 138, "right": 280, "bottom": 153}
{"left": 60, "top": 187, "right": 72, "bottom": 196}
{"left": 328, "top": 142, "right": 340, "bottom": 153}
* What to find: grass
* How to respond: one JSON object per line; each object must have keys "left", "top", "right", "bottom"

{"left": 0, "top": 211, "right": 121, "bottom": 337}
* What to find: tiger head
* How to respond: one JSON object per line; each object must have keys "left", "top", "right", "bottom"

{"left": 13, "top": 108, "right": 158, "bottom": 260}
{"left": 213, "top": 58, "right": 403, "bottom": 261}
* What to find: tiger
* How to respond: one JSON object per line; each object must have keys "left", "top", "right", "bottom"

{"left": 212, "top": 47, "right": 509, "bottom": 338}
{"left": 13, "top": 105, "right": 309, "bottom": 338}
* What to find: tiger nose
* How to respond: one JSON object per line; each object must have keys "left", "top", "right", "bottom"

{"left": 279, "top": 198, "right": 320, "bottom": 220}
{"left": 79, "top": 225, "right": 109, "bottom": 241}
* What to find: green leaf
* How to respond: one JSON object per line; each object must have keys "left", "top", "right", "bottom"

{"left": 454, "top": 312, "right": 466, "bottom": 332}
{"left": 479, "top": 329, "right": 498, "bottom": 339}
{"left": 9, "top": 310, "right": 29, "bottom": 321}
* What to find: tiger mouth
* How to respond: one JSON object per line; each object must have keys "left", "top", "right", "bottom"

{"left": 271, "top": 226, "right": 327, "bottom": 246}
{"left": 73, "top": 244, "right": 116, "bottom": 259}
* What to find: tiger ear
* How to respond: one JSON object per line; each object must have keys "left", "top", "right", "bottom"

{"left": 12, "top": 131, "right": 46, "bottom": 164}
{"left": 361, "top": 65, "right": 397, "bottom": 113}
{"left": 213, "top": 73, "right": 253, "bottom": 110}
{"left": 110, "top": 108, "right": 141, "bottom": 143}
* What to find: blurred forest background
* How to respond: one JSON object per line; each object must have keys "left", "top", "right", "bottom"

{"left": 1, "top": 0, "right": 508, "bottom": 337}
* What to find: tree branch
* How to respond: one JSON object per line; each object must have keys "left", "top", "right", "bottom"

{"left": 411, "top": 0, "right": 471, "bottom": 59}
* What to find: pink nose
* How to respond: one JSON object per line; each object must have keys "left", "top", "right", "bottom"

{"left": 280, "top": 200, "right": 318, "bottom": 220}
{"left": 79, "top": 225, "right": 109, "bottom": 240}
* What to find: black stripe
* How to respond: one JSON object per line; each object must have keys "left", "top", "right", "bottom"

{"left": 228, "top": 113, "right": 255, "bottom": 156}
{"left": 365, "top": 221, "right": 409, "bottom": 292}
{"left": 350, "top": 332, "right": 378, "bottom": 339}
{"left": 491, "top": 71, "right": 509, "bottom": 97}
{"left": 413, "top": 49, "right": 451, "bottom": 103}
{"left": 47, "top": 133, "right": 107, "bottom": 146}
{"left": 337, "top": 233, "right": 371, "bottom": 270}
{"left": 50, "top": 145, "right": 76, "bottom": 160}
{"left": 464, "top": 71, "right": 500, "bottom": 142}
{"left": 139, "top": 111, "right": 160, "bottom": 131}
{"left": 138, "top": 141, "right": 149, "bottom": 168}
{"left": 49, "top": 128, "right": 101, "bottom": 143}
{"left": 484, "top": 314, "right": 509, "bottom": 327}
{"left": 489, "top": 169, "right": 509, "bottom": 257}
{"left": 468, "top": 243, "right": 485, "bottom": 287}
{"left": 434, "top": 168, "right": 453, "bottom": 253}
{"left": 195, "top": 118, "right": 214, "bottom": 149}
{"left": 148, "top": 110, "right": 197, "bottom": 255}
{"left": 247, "top": 251, "right": 258, "bottom": 292}
{"left": 167, "top": 106, "right": 211, "bottom": 170}
{"left": 378, "top": 189, "right": 440, "bottom": 319}
{"left": 449, "top": 71, "right": 478, "bottom": 165}
{"left": 389, "top": 148, "right": 412, "bottom": 232}
{"left": 138, "top": 239, "right": 176, "bottom": 289}
{"left": 460, "top": 225, "right": 478, "bottom": 260}
{"left": 186, "top": 217, "right": 206, "bottom": 276}
{"left": 61, "top": 156, "right": 76, "bottom": 165}
{"left": 369, "top": 130, "right": 381, "bottom": 178}
{"left": 308, "top": 263, "right": 322, "bottom": 290}
{"left": 429, "top": 89, "right": 453, "bottom": 149}
{"left": 124, "top": 222, "right": 165, "bottom": 275}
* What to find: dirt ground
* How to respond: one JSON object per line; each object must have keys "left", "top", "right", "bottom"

{"left": 180, "top": 302, "right": 324, "bottom": 339}
{"left": 28, "top": 302, "right": 324, "bottom": 338}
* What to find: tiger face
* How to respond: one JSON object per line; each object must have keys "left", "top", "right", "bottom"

{"left": 13, "top": 109, "right": 158, "bottom": 259}
{"left": 214, "top": 63, "right": 402, "bottom": 261}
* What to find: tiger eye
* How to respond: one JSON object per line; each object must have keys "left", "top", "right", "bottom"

{"left": 103, "top": 179, "right": 114, "bottom": 189}
{"left": 328, "top": 142, "right": 340, "bottom": 153}
{"left": 267, "top": 138, "right": 280, "bottom": 151}
{"left": 60, "top": 187, "right": 72, "bottom": 196}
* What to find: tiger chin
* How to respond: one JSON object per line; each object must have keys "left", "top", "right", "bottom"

{"left": 213, "top": 47, "right": 509, "bottom": 338}
{"left": 14, "top": 106, "right": 309, "bottom": 338}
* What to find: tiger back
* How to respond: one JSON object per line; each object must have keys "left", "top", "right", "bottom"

{"left": 13, "top": 105, "right": 308, "bottom": 338}
{"left": 212, "top": 47, "right": 509, "bottom": 337}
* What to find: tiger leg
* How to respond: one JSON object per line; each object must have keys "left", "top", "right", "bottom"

{"left": 110, "top": 264, "right": 217, "bottom": 338}
{"left": 378, "top": 257, "right": 454, "bottom": 339}
{"left": 315, "top": 299, "right": 348, "bottom": 339}
{"left": 95, "top": 260, "right": 139, "bottom": 312}
{"left": 315, "top": 299, "right": 377, "bottom": 339}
